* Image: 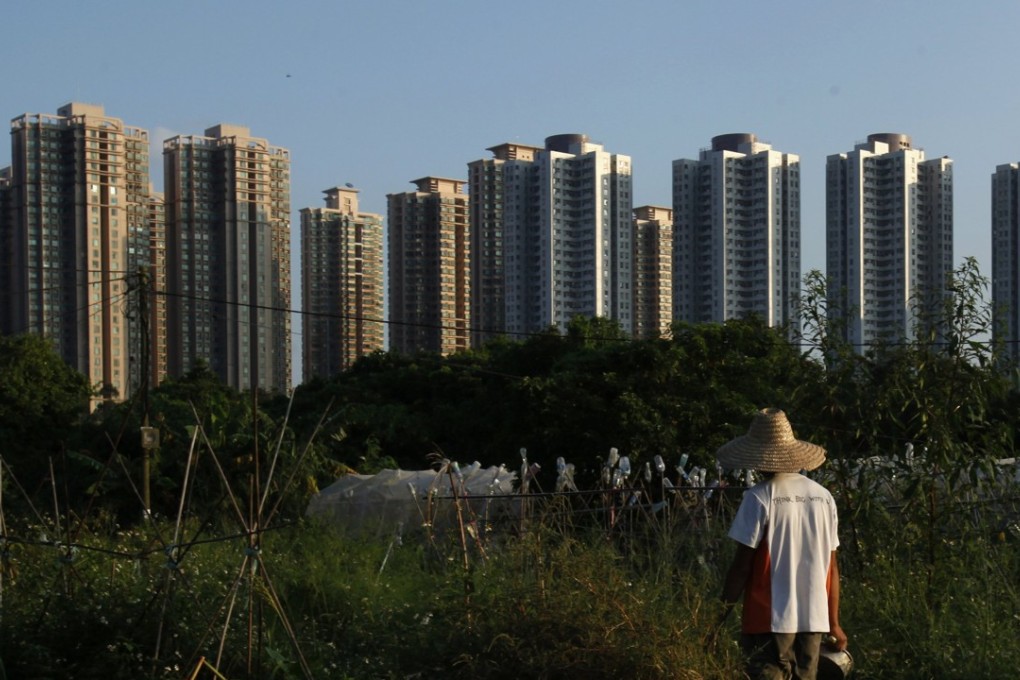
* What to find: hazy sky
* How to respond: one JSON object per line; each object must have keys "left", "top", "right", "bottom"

{"left": 3, "top": 1, "right": 1019, "bottom": 380}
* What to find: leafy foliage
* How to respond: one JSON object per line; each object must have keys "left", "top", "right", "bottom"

{"left": 0, "top": 334, "right": 92, "bottom": 504}
{"left": 0, "top": 259, "right": 1019, "bottom": 677}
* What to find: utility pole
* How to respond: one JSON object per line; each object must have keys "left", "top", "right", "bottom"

{"left": 138, "top": 266, "right": 158, "bottom": 517}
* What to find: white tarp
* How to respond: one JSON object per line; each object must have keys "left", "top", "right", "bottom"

{"left": 306, "top": 463, "right": 519, "bottom": 536}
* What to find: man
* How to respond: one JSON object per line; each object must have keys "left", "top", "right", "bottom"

{"left": 716, "top": 407, "right": 848, "bottom": 680}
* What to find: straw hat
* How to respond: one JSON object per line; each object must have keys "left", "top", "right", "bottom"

{"left": 716, "top": 408, "right": 826, "bottom": 473}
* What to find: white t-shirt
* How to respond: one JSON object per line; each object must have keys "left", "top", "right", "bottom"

{"left": 728, "top": 472, "right": 839, "bottom": 634}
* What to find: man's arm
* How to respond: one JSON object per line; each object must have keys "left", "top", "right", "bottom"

{"left": 705, "top": 542, "right": 755, "bottom": 649}
{"left": 828, "top": 550, "right": 848, "bottom": 650}
{"left": 720, "top": 543, "right": 756, "bottom": 618}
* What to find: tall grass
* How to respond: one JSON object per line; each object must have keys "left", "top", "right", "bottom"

{"left": 0, "top": 475, "right": 1017, "bottom": 678}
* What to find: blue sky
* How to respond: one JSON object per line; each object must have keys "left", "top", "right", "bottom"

{"left": 3, "top": 1, "right": 1019, "bottom": 380}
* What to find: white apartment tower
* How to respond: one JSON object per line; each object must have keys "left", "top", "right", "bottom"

{"left": 147, "top": 190, "right": 168, "bottom": 385}
{"left": 1, "top": 102, "right": 151, "bottom": 403}
{"left": 501, "top": 134, "right": 633, "bottom": 336}
{"left": 301, "top": 186, "right": 384, "bottom": 378}
{"left": 163, "top": 124, "right": 292, "bottom": 392}
{"left": 672, "top": 133, "right": 801, "bottom": 331}
{"left": 826, "top": 133, "right": 953, "bottom": 350}
{"left": 991, "top": 163, "right": 1020, "bottom": 362}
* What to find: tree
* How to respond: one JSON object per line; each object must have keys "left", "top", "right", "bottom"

{"left": 0, "top": 334, "right": 92, "bottom": 501}
{"left": 797, "top": 259, "right": 1017, "bottom": 577}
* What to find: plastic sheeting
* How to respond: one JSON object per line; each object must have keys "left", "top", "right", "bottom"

{"left": 306, "top": 463, "right": 519, "bottom": 536}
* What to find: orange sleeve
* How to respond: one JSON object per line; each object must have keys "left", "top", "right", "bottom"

{"left": 742, "top": 541, "right": 772, "bottom": 633}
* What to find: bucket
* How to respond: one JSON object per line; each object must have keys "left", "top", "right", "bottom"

{"left": 817, "top": 642, "right": 854, "bottom": 679}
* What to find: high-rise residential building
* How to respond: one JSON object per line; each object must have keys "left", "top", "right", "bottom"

{"left": 826, "top": 133, "right": 953, "bottom": 350}
{"left": 672, "top": 133, "right": 801, "bottom": 332}
{"left": 163, "top": 124, "right": 291, "bottom": 393}
{"left": 991, "top": 163, "right": 1020, "bottom": 363}
{"left": 633, "top": 205, "right": 673, "bottom": 339}
{"left": 0, "top": 167, "right": 11, "bottom": 316}
{"left": 147, "top": 189, "right": 168, "bottom": 385}
{"left": 387, "top": 176, "right": 470, "bottom": 355}
{"left": 0, "top": 166, "right": 10, "bottom": 207}
{"left": 301, "top": 186, "right": 384, "bottom": 378}
{"left": 497, "top": 134, "right": 633, "bottom": 337}
{"left": 0, "top": 102, "right": 151, "bottom": 403}
{"left": 468, "top": 142, "right": 542, "bottom": 346}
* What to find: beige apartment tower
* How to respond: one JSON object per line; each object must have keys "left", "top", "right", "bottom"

{"left": 163, "top": 124, "right": 291, "bottom": 392}
{"left": 387, "top": 176, "right": 470, "bottom": 355}
{"left": 468, "top": 142, "right": 542, "bottom": 346}
{"left": 633, "top": 205, "right": 674, "bottom": 339}
{"left": 1, "top": 102, "right": 151, "bottom": 403}
{"left": 301, "top": 186, "right": 384, "bottom": 378}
